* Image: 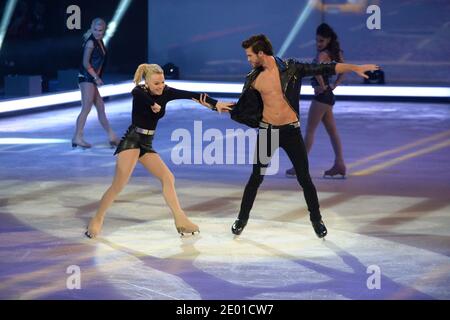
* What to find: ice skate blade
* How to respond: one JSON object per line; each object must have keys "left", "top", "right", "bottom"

{"left": 323, "top": 174, "right": 346, "bottom": 180}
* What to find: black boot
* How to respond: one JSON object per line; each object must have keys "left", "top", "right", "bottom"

{"left": 311, "top": 220, "right": 328, "bottom": 238}
{"left": 231, "top": 219, "right": 248, "bottom": 235}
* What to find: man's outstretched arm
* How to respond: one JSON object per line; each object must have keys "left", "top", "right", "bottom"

{"left": 335, "top": 63, "right": 380, "bottom": 79}
{"left": 294, "top": 60, "right": 380, "bottom": 79}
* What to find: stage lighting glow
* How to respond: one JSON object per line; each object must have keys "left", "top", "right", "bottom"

{"left": 0, "top": 0, "right": 18, "bottom": 51}
{"left": 0, "top": 83, "right": 134, "bottom": 114}
{"left": 104, "top": 0, "right": 133, "bottom": 46}
{"left": 0, "top": 138, "right": 69, "bottom": 145}
{"left": 332, "top": 86, "right": 450, "bottom": 98}
{"left": 277, "top": 0, "right": 315, "bottom": 58}
{"left": 0, "top": 81, "right": 448, "bottom": 117}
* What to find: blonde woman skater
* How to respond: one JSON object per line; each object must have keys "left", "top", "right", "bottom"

{"left": 85, "top": 64, "right": 233, "bottom": 238}
{"left": 73, "top": 18, "right": 120, "bottom": 149}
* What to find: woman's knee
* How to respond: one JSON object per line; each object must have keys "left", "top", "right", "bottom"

{"left": 95, "top": 99, "right": 106, "bottom": 112}
{"left": 80, "top": 100, "right": 94, "bottom": 112}
{"left": 306, "top": 118, "right": 321, "bottom": 137}
{"left": 161, "top": 171, "right": 175, "bottom": 186}
{"left": 325, "top": 119, "right": 338, "bottom": 132}
{"left": 305, "top": 127, "right": 316, "bottom": 139}
{"left": 96, "top": 108, "right": 106, "bottom": 118}
{"left": 110, "top": 170, "right": 132, "bottom": 193}
{"left": 79, "top": 108, "right": 92, "bottom": 118}
{"left": 109, "top": 180, "right": 126, "bottom": 194}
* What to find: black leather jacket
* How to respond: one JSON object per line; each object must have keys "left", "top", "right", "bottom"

{"left": 230, "top": 56, "right": 337, "bottom": 128}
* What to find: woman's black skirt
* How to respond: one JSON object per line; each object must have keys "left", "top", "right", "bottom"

{"left": 114, "top": 125, "right": 157, "bottom": 158}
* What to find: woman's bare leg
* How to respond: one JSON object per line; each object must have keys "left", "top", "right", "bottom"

{"left": 322, "top": 108, "right": 346, "bottom": 172}
{"left": 93, "top": 87, "right": 119, "bottom": 143}
{"left": 286, "top": 100, "right": 330, "bottom": 177}
{"left": 73, "top": 82, "right": 96, "bottom": 146}
{"left": 305, "top": 100, "right": 331, "bottom": 154}
{"left": 138, "top": 153, "right": 199, "bottom": 234}
{"left": 87, "top": 149, "right": 140, "bottom": 237}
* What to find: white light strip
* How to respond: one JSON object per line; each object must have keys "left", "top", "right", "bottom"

{"left": 0, "top": 91, "right": 82, "bottom": 113}
{"left": 0, "top": 138, "right": 68, "bottom": 145}
{"left": 0, "top": 81, "right": 448, "bottom": 116}
{"left": 330, "top": 86, "right": 450, "bottom": 98}
{"left": 165, "top": 81, "right": 450, "bottom": 98}
{"left": 166, "top": 81, "right": 450, "bottom": 98}
{"left": 0, "top": 83, "right": 134, "bottom": 114}
{"left": 98, "top": 82, "right": 135, "bottom": 97}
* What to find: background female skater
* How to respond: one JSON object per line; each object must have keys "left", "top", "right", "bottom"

{"left": 85, "top": 64, "right": 233, "bottom": 238}
{"left": 286, "top": 23, "right": 347, "bottom": 178}
{"left": 72, "top": 18, "right": 120, "bottom": 149}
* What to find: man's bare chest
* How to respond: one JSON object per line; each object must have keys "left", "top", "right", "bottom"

{"left": 253, "top": 71, "right": 283, "bottom": 95}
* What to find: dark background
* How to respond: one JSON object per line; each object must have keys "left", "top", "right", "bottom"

{"left": 0, "top": 0, "right": 147, "bottom": 95}
{"left": 0, "top": 0, "right": 449, "bottom": 100}
{"left": 148, "top": 0, "right": 450, "bottom": 85}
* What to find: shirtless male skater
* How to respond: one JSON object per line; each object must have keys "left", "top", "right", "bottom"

{"left": 227, "top": 34, "right": 379, "bottom": 238}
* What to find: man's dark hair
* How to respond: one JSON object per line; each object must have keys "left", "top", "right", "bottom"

{"left": 241, "top": 34, "right": 274, "bottom": 56}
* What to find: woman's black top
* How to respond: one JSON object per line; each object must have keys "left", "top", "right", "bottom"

{"left": 79, "top": 34, "right": 107, "bottom": 79}
{"left": 131, "top": 85, "right": 218, "bottom": 130}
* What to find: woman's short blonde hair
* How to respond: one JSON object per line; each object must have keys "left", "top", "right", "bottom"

{"left": 133, "top": 64, "right": 164, "bottom": 85}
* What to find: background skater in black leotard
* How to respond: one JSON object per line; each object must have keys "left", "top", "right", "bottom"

{"left": 286, "top": 23, "right": 347, "bottom": 179}
{"left": 72, "top": 18, "right": 120, "bottom": 149}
